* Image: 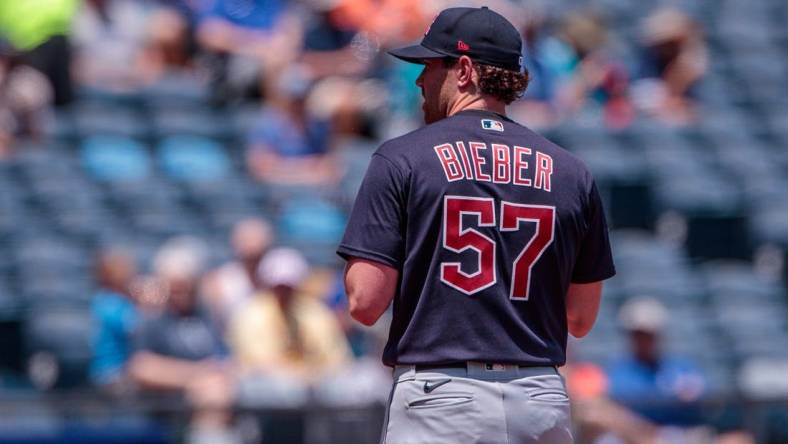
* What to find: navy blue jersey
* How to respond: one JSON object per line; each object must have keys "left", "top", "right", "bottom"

{"left": 337, "top": 109, "right": 615, "bottom": 367}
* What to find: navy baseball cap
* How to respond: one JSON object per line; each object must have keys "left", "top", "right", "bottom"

{"left": 388, "top": 6, "right": 523, "bottom": 72}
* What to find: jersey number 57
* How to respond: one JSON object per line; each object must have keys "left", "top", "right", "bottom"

{"left": 441, "top": 195, "right": 555, "bottom": 300}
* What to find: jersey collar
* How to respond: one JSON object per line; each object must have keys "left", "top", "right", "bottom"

{"left": 452, "top": 108, "right": 512, "bottom": 122}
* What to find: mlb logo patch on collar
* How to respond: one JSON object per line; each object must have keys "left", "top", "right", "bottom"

{"left": 481, "top": 119, "right": 504, "bottom": 132}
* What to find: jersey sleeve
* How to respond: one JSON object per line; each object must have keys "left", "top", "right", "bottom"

{"left": 571, "top": 180, "right": 616, "bottom": 283}
{"left": 336, "top": 153, "right": 407, "bottom": 268}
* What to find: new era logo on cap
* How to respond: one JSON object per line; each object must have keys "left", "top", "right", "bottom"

{"left": 481, "top": 119, "right": 504, "bottom": 132}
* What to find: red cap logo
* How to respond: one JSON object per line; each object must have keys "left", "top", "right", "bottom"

{"left": 457, "top": 40, "right": 470, "bottom": 51}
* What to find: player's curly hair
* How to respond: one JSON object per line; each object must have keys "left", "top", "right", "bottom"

{"left": 444, "top": 58, "right": 530, "bottom": 104}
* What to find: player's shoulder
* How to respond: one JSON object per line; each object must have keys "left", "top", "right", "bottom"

{"left": 375, "top": 121, "right": 447, "bottom": 156}
{"left": 370, "top": 121, "right": 452, "bottom": 173}
{"left": 504, "top": 118, "right": 595, "bottom": 179}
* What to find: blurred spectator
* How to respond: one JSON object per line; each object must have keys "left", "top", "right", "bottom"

{"left": 299, "top": 0, "right": 374, "bottom": 78}
{"left": 204, "top": 218, "right": 273, "bottom": 333}
{"left": 0, "top": 0, "right": 79, "bottom": 105}
{"left": 245, "top": 67, "right": 340, "bottom": 185}
{"left": 307, "top": 75, "right": 385, "bottom": 143}
{"left": 142, "top": 6, "right": 197, "bottom": 74}
{"left": 512, "top": 6, "right": 560, "bottom": 129}
{"left": 330, "top": 0, "right": 430, "bottom": 47}
{"left": 553, "top": 11, "right": 634, "bottom": 128}
{"left": 0, "top": 39, "right": 53, "bottom": 156}
{"left": 130, "top": 237, "right": 236, "bottom": 443}
{"left": 631, "top": 8, "right": 707, "bottom": 125}
{"left": 130, "top": 237, "right": 227, "bottom": 388}
{"left": 512, "top": 10, "right": 634, "bottom": 129}
{"left": 567, "top": 344, "right": 755, "bottom": 444}
{"left": 89, "top": 249, "right": 139, "bottom": 388}
{"left": 563, "top": 342, "right": 660, "bottom": 444}
{"left": 228, "top": 248, "right": 351, "bottom": 382}
{"left": 129, "top": 274, "right": 168, "bottom": 314}
{"left": 71, "top": 0, "right": 154, "bottom": 90}
{"left": 607, "top": 297, "right": 707, "bottom": 426}
{"left": 196, "top": 0, "right": 302, "bottom": 103}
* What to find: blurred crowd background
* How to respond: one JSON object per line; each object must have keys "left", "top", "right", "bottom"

{"left": 0, "top": 0, "right": 787, "bottom": 443}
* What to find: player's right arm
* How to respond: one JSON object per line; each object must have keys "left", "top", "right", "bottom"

{"left": 344, "top": 258, "right": 399, "bottom": 326}
{"left": 337, "top": 152, "right": 408, "bottom": 326}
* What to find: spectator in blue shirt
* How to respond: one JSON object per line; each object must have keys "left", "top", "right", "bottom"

{"left": 245, "top": 67, "right": 340, "bottom": 185}
{"left": 607, "top": 297, "right": 706, "bottom": 426}
{"left": 90, "top": 249, "right": 139, "bottom": 387}
{"left": 196, "top": 0, "right": 303, "bottom": 104}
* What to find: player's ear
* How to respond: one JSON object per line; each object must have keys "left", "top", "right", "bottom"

{"left": 456, "top": 55, "right": 475, "bottom": 88}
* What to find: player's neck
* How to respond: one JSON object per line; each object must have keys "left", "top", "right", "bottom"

{"left": 447, "top": 94, "right": 506, "bottom": 118}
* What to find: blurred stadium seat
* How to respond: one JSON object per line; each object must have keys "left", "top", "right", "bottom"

{"left": 157, "top": 135, "right": 231, "bottom": 182}
{"left": 80, "top": 135, "right": 151, "bottom": 182}
{"left": 24, "top": 308, "right": 93, "bottom": 389}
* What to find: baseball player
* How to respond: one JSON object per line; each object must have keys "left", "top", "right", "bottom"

{"left": 337, "top": 6, "right": 615, "bottom": 443}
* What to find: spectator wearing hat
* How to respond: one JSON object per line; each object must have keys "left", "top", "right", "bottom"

{"left": 554, "top": 11, "right": 634, "bottom": 129}
{"left": 204, "top": 218, "right": 274, "bottom": 334}
{"left": 227, "top": 247, "right": 351, "bottom": 383}
{"left": 631, "top": 8, "right": 707, "bottom": 125}
{"left": 607, "top": 297, "right": 707, "bottom": 426}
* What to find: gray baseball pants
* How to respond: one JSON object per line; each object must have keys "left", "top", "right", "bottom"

{"left": 381, "top": 362, "right": 573, "bottom": 444}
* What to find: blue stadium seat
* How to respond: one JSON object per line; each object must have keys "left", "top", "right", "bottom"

{"left": 701, "top": 261, "right": 785, "bottom": 303}
{"left": 157, "top": 135, "right": 231, "bottom": 182}
{"left": 151, "top": 108, "right": 232, "bottom": 141}
{"left": 653, "top": 173, "right": 750, "bottom": 259}
{"left": 337, "top": 139, "right": 376, "bottom": 203}
{"left": 40, "top": 108, "right": 77, "bottom": 142}
{"left": 278, "top": 197, "right": 347, "bottom": 266}
{"left": 24, "top": 309, "right": 93, "bottom": 388}
{"left": 750, "top": 203, "right": 788, "bottom": 248}
{"left": 612, "top": 230, "right": 689, "bottom": 270}
{"left": 0, "top": 181, "right": 22, "bottom": 240}
{"left": 106, "top": 177, "right": 182, "bottom": 209}
{"left": 11, "top": 145, "right": 77, "bottom": 180}
{"left": 181, "top": 177, "right": 255, "bottom": 207}
{"left": 714, "top": 142, "right": 779, "bottom": 184}
{"left": 13, "top": 238, "right": 89, "bottom": 273}
{"left": 81, "top": 135, "right": 151, "bottom": 182}
{"left": 76, "top": 85, "right": 144, "bottom": 109}
{"left": 72, "top": 104, "right": 149, "bottom": 139}
{"left": 574, "top": 143, "right": 654, "bottom": 229}
{"left": 130, "top": 210, "right": 209, "bottom": 241}
{"left": 713, "top": 304, "right": 787, "bottom": 340}
{"left": 279, "top": 197, "right": 346, "bottom": 243}
{"left": 141, "top": 73, "right": 211, "bottom": 108}
{"left": 741, "top": 177, "right": 788, "bottom": 208}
